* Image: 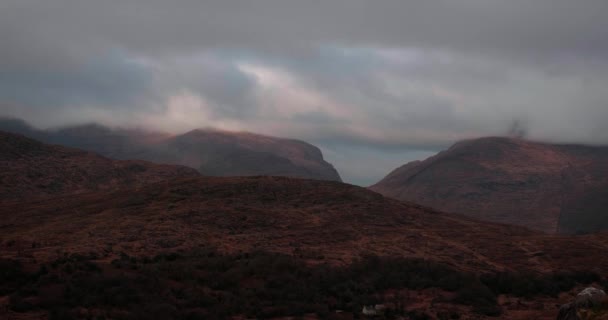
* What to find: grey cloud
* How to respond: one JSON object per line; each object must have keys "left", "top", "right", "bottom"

{"left": 2, "top": 0, "right": 608, "bottom": 184}
{"left": 0, "top": 51, "right": 153, "bottom": 109}
{"left": 2, "top": 0, "right": 608, "bottom": 65}
{"left": 152, "top": 54, "right": 258, "bottom": 119}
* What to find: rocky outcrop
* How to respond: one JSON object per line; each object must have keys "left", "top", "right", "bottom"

{"left": 557, "top": 287, "right": 607, "bottom": 320}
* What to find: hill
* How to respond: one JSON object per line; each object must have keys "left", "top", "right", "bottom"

{"left": 370, "top": 137, "right": 608, "bottom": 234}
{"left": 3, "top": 176, "right": 608, "bottom": 272}
{"left": 0, "top": 131, "right": 199, "bottom": 201}
{"left": 2, "top": 128, "right": 608, "bottom": 318}
{"left": 1, "top": 176, "right": 608, "bottom": 319}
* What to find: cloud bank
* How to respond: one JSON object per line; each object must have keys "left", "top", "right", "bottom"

{"left": 1, "top": 0, "right": 608, "bottom": 185}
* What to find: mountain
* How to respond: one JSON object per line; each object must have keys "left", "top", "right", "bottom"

{"left": 2, "top": 122, "right": 607, "bottom": 318}
{"left": 0, "top": 117, "right": 342, "bottom": 181}
{"left": 0, "top": 131, "right": 199, "bottom": 201}
{"left": 0, "top": 117, "right": 46, "bottom": 140}
{"left": 370, "top": 137, "right": 608, "bottom": 234}
{"left": 1, "top": 175, "right": 607, "bottom": 319}
{"left": 165, "top": 129, "right": 341, "bottom": 180}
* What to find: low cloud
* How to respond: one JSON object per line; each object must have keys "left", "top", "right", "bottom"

{"left": 2, "top": 1, "right": 608, "bottom": 184}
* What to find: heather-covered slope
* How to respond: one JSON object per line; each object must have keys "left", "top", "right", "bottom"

{"left": 2, "top": 176, "right": 608, "bottom": 319}
{"left": 0, "top": 131, "right": 199, "bottom": 201}
{"left": 3, "top": 175, "right": 608, "bottom": 274}
{"left": 371, "top": 137, "right": 608, "bottom": 234}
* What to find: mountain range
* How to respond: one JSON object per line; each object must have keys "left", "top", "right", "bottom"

{"left": 2, "top": 120, "right": 608, "bottom": 318}
{"left": 0, "top": 117, "right": 341, "bottom": 182}
{"left": 2, "top": 143, "right": 608, "bottom": 318}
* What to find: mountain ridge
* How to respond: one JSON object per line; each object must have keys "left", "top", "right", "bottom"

{"left": 0, "top": 117, "right": 342, "bottom": 181}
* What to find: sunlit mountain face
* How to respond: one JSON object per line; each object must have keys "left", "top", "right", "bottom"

{"left": 2, "top": 1, "right": 608, "bottom": 319}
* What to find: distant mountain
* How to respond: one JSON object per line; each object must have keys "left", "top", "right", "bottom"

{"left": 0, "top": 131, "right": 199, "bottom": 201}
{"left": 165, "top": 129, "right": 341, "bottom": 180}
{"left": 0, "top": 117, "right": 45, "bottom": 140}
{"left": 0, "top": 117, "right": 342, "bottom": 181}
{"left": 370, "top": 137, "right": 608, "bottom": 234}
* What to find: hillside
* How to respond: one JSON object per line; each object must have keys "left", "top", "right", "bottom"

{"left": 3, "top": 176, "right": 608, "bottom": 272}
{"left": 2, "top": 128, "right": 608, "bottom": 319}
{"left": 370, "top": 137, "right": 608, "bottom": 234}
{"left": 0, "top": 131, "right": 199, "bottom": 201}
{"left": 0, "top": 117, "right": 342, "bottom": 181}
{"left": 1, "top": 176, "right": 608, "bottom": 319}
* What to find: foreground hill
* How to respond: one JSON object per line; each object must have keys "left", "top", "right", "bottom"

{"left": 1, "top": 176, "right": 607, "bottom": 319}
{"left": 0, "top": 131, "right": 199, "bottom": 201}
{"left": 370, "top": 137, "right": 608, "bottom": 234}
{"left": 0, "top": 117, "right": 342, "bottom": 181}
{"left": 3, "top": 176, "right": 608, "bottom": 272}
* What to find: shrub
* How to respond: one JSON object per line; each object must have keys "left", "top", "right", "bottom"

{"left": 2, "top": 248, "right": 602, "bottom": 319}
{"left": 0, "top": 258, "right": 30, "bottom": 294}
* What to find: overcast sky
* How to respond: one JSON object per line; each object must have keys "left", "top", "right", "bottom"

{"left": 1, "top": 0, "right": 608, "bottom": 185}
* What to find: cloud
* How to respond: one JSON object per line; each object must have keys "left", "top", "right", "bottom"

{"left": 1, "top": 1, "right": 608, "bottom": 184}
{"left": 2, "top": 1, "right": 608, "bottom": 62}
{"left": 0, "top": 51, "right": 153, "bottom": 108}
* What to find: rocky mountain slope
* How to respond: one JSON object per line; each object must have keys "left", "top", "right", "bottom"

{"left": 0, "top": 117, "right": 342, "bottom": 181}
{"left": 370, "top": 137, "right": 608, "bottom": 234}
{"left": 0, "top": 131, "right": 199, "bottom": 201}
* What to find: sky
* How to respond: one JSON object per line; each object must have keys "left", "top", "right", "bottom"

{"left": 1, "top": 0, "right": 608, "bottom": 185}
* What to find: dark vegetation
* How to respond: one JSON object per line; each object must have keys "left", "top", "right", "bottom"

{"left": 0, "top": 250, "right": 601, "bottom": 319}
